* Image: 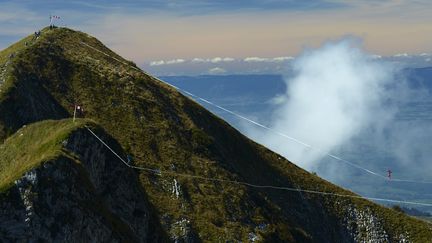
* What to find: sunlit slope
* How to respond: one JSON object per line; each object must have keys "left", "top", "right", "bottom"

{"left": 0, "top": 119, "right": 91, "bottom": 192}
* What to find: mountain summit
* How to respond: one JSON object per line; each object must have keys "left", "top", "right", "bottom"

{"left": 0, "top": 27, "right": 431, "bottom": 242}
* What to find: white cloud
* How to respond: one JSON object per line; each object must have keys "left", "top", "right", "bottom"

{"left": 268, "top": 94, "right": 287, "bottom": 105}
{"left": 149, "top": 59, "right": 185, "bottom": 66}
{"left": 272, "top": 56, "right": 294, "bottom": 62}
{"left": 208, "top": 67, "right": 226, "bottom": 74}
{"left": 191, "top": 58, "right": 206, "bottom": 63}
{"left": 222, "top": 57, "right": 235, "bottom": 62}
{"left": 211, "top": 57, "right": 235, "bottom": 63}
{"left": 370, "top": 54, "right": 382, "bottom": 59}
{"left": 146, "top": 52, "right": 431, "bottom": 76}
{"left": 244, "top": 57, "right": 269, "bottom": 62}
{"left": 149, "top": 60, "right": 165, "bottom": 66}
{"left": 247, "top": 38, "right": 396, "bottom": 172}
{"left": 244, "top": 56, "right": 293, "bottom": 63}
{"left": 166, "top": 59, "right": 185, "bottom": 64}
{"left": 393, "top": 53, "right": 409, "bottom": 57}
{"left": 151, "top": 57, "right": 235, "bottom": 65}
{"left": 190, "top": 57, "right": 235, "bottom": 63}
{"left": 210, "top": 57, "right": 223, "bottom": 63}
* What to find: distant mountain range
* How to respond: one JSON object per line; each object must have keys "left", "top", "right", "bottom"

{"left": 146, "top": 53, "right": 432, "bottom": 76}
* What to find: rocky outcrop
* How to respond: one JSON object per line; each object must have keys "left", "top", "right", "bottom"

{"left": 0, "top": 128, "right": 164, "bottom": 242}
{"left": 349, "top": 206, "right": 414, "bottom": 243}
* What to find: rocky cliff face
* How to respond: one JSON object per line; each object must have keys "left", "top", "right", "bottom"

{"left": 345, "top": 206, "right": 392, "bottom": 242}
{"left": 0, "top": 127, "right": 165, "bottom": 242}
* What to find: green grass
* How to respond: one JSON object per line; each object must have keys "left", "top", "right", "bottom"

{"left": 0, "top": 118, "right": 93, "bottom": 192}
{"left": 0, "top": 32, "right": 38, "bottom": 97}
{"left": 0, "top": 34, "right": 33, "bottom": 65}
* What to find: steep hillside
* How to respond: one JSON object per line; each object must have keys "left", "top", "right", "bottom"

{"left": 0, "top": 119, "right": 165, "bottom": 241}
{"left": 0, "top": 27, "right": 431, "bottom": 242}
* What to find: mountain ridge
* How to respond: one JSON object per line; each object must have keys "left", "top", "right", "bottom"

{"left": 0, "top": 27, "right": 431, "bottom": 242}
{"left": 0, "top": 118, "right": 166, "bottom": 241}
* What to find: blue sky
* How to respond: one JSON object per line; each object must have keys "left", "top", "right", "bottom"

{"left": 1, "top": 0, "right": 432, "bottom": 75}
{"left": 11, "top": 0, "right": 346, "bottom": 14}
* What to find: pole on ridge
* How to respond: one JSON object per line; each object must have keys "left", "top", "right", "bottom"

{"left": 73, "top": 104, "right": 77, "bottom": 122}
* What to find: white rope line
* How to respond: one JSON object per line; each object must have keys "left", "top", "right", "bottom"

{"left": 174, "top": 85, "right": 432, "bottom": 183}
{"left": 85, "top": 126, "right": 432, "bottom": 208}
{"left": 391, "top": 178, "right": 432, "bottom": 184}
{"left": 85, "top": 127, "right": 159, "bottom": 172}
{"left": 80, "top": 42, "right": 141, "bottom": 71}
{"left": 79, "top": 42, "right": 432, "bottom": 184}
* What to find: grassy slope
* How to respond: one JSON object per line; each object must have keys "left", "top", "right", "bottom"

{"left": 0, "top": 29, "right": 69, "bottom": 139}
{"left": 0, "top": 27, "right": 431, "bottom": 241}
{"left": 0, "top": 33, "right": 35, "bottom": 98}
{"left": 0, "top": 118, "right": 162, "bottom": 241}
{"left": 0, "top": 118, "right": 92, "bottom": 192}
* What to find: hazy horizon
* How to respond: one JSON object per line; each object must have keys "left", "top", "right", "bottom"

{"left": 1, "top": 0, "right": 432, "bottom": 76}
